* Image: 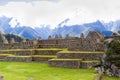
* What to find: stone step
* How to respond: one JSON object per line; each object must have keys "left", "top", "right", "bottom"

{"left": 0, "top": 51, "right": 11, "bottom": 54}
{"left": 0, "top": 54, "right": 13, "bottom": 60}
{"left": 12, "top": 50, "right": 34, "bottom": 56}
{"left": 57, "top": 51, "right": 104, "bottom": 60}
{"left": 0, "top": 59, "right": 5, "bottom": 61}
{"left": 48, "top": 58, "right": 81, "bottom": 68}
{"left": 34, "top": 50, "right": 61, "bottom": 55}
{"left": 0, "top": 49, "right": 61, "bottom": 56}
{"left": 32, "top": 55, "right": 56, "bottom": 62}
{"left": 38, "top": 44, "right": 65, "bottom": 48}
{"left": 5, "top": 56, "right": 32, "bottom": 62}
{"left": 80, "top": 60, "right": 100, "bottom": 68}
{"left": 48, "top": 58, "right": 100, "bottom": 68}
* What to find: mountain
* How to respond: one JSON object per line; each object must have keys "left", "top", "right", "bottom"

{"left": 1, "top": 16, "right": 120, "bottom": 39}
{"left": 104, "top": 20, "right": 120, "bottom": 32}
{"left": 52, "top": 25, "right": 86, "bottom": 38}
{"left": 0, "top": 16, "right": 40, "bottom": 40}
{"left": 0, "top": 16, "right": 13, "bottom": 33}
{"left": 34, "top": 25, "right": 52, "bottom": 39}
{"left": 52, "top": 19, "right": 113, "bottom": 38}
{"left": 84, "top": 20, "right": 106, "bottom": 32}
{"left": 10, "top": 26, "right": 40, "bottom": 40}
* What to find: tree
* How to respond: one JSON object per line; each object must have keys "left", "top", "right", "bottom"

{"left": 105, "top": 39, "right": 120, "bottom": 66}
{"left": 102, "top": 39, "right": 120, "bottom": 76}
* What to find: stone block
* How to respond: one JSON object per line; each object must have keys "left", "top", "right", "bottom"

{"left": 48, "top": 59, "right": 81, "bottom": 68}
{"left": 32, "top": 56, "right": 56, "bottom": 62}
{"left": 5, "top": 56, "right": 32, "bottom": 62}
{"left": 13, "top": 50, "right": 34, "bottom": 56}
{"left": 80, "top": 61, "right": 100, "bottom": 68}
{"left": 57, "top": 51, "right": 104, "bottom": 60}
{"left": 35, "top": 50, "right": 61, "bottom": 55}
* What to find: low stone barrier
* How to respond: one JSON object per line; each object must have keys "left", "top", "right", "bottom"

{"left": 32, "top": 56, "right": 55, "bottom": 62}
{"left": 57, "top": 51, "right": 104, "bottom": 60}
{"left": 48, "top": 59, "right": 81, "bottom": 68}
{"left": 12, "top": 50, "right": 34, "bottom": 56}
{"left": 0, "top": 51, "right": 10, "bottom": 54}
{"left": 80, "top": 61, "right": 100, "bottom": 68}
{"left": 5, "top": 56, "right": 32, "bottom": 62}
{"left": 35, "top": 50, "right": 61, "bottom": 55}
{"left": 0, "top": 55, "right": 9, "bottom": 61}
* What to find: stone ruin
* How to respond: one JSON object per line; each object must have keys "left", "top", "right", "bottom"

{"left": 68, "top": 31, "right": 104, "bottom": 51}
{"left": 0, "top": 31, "right": 118, "bottom": 69}
{"left": 0, "top": 31, "right": 105, "bottom": 51}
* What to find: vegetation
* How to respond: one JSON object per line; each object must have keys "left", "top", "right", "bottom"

{"left": 0, "top": 62, "right": 96, "bottom": 80}
{"left": 5, "top": 34, "right": 24, "bottom": 42}
{"left": 60, "top": 51, "right": 104, "bottom": 54}
{"left": 0, "top": 48, "right": 68, "bottom": 52}
{"left": 102, "top": 75, "right": 120, "bottom": 80}
{"left": 105, "top": 39, "right": 120, "bottom": 66}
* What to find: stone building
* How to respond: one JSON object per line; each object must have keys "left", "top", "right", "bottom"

{"left": 68, "top": 31, "right": 105, "bottom": 51}
{"left": 0, "top": 31, "right": 112, "bottom": 51}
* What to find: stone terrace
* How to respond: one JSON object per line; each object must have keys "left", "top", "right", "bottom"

{"left": 0, "top": 31, "right": 109, "bottom": 68}
{"left": 0, "top": 49, "right": 62, "bottom": 62}
{"left": 48, "top": 51, "right": 104, "bottom": 68}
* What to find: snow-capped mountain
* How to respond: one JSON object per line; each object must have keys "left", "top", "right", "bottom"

{"left": 0, "top": 16, "right": 119, "bottom": 40}
{"left": 0, "top": 16, "right": 40, "bottom": 39}
{"left": 52, "top": 19, "right": 113, "bottom": 37}
{"left": 34, "top": 25, "right": 52, "bottom": 39}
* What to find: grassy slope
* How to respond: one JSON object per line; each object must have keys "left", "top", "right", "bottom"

{"left": 0, "top": 62, "right": 96, "bottom": 80}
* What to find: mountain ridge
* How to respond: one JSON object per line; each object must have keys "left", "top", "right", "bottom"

{"left": 0, "top": 16, "right": 119, "bottom": 39}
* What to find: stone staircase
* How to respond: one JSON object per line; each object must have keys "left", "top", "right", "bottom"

{"left": 48, "top": 51, "right": 104, "bottom": 68}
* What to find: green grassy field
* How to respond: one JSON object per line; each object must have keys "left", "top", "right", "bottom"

{"left": 0, "top": 62, "right": 96, "bottom": 80}
{"left": 102, "top": 75, "right": 120, "bottom": 80}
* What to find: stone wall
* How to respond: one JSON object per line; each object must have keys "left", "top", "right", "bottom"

{"left": 57, "top": 52, "right": 104, "bottom": 60}
{"left": 5, "top": 56, "right": 32, "bottom": 62}
{"left": 0, "top": 31, "right": 106, "bottom": 51}
{"left": 48, "top": 59, "right": 81, "bottom": 68}
{"left": 0, "top": 55, "right": 8, "bottom": 61}
{"left": 48, "top": 51, "right": 104, "bottom": 68}
{"left": 37, "top": 39, "right": 71, "bottom": 48}
{"left": 35, "top": 50, "right": 62, "bottom": 55}
{"left": 13, "top": 50, "right": 34, "bottom": 56}
{"left": 0, "top": 49, "right": 60, "bottom": 62}
{"left": 80, "top": 61, "right": 100, "bottom": 68}
{"left": 32, "top": 56, "right": 55, "bottom": 62}
{"left": 68, "top": 39, "right": 104, "bottom": 51}
{"left": 48, "top": 59, "right": 100, "bottom": 68}
{"left": 68, "top": 31, "right": 105, "bottom": 51}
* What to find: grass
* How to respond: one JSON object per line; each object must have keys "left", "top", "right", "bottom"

{"left": 0, "top": 62, "right": 96, "bottom": 80}
{"left": 0, "top": 54, "right": 13, "bottom": 56}
{"left": 59, "top": 51, "right": 104, "bottom": 54}
{"left": 81, "top": 60, "right": 100, "bottom": 63}
{"left": 102, "top": 75, "right": 120, "bottom": 80}
{"left": 0, "top": 48, "right": 68, "bottom": 52}
{"left": 33, "top": 55, "right": 56, "bottom": 58}
{"left": 50, "top": 58, "right": 81, "bottom": 61}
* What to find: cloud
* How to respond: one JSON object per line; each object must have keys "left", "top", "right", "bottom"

{"left": 0, "top": 0, "right": 58, "bottom": 6}
{"left": 0, "top": 0, "right": 120, "bottom": 28}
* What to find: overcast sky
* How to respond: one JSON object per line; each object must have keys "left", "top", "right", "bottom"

{"left": 0, "top": 0, "right": 120, "bottom": 28}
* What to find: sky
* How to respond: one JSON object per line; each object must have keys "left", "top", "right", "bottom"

{"left": 0, "top": 0, "right": 120, "bottom": 28}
